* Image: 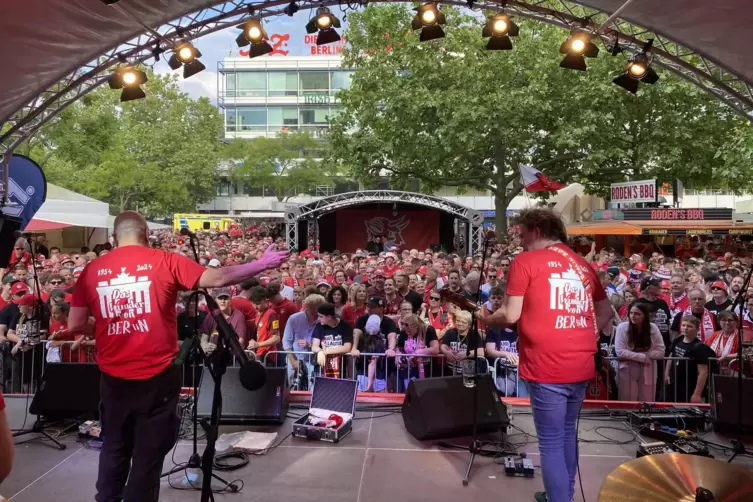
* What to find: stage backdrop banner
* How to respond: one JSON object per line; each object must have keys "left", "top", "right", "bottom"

{"left": 336, "top": 210, "right": 439, "bottom": 251}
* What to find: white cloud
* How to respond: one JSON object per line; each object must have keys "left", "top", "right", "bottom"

{"left": 177, "top": 70, "right": 220, "bottom": 104}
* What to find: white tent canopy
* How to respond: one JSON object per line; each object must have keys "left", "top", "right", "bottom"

{"left": 25, "top": 183, "right": 110, "bottom": 231}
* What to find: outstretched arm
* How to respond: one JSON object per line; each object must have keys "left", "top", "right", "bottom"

{"left": 198, "top": 244, "right": 289, "bottom": 289}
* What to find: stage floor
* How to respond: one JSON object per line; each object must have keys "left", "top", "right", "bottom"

{"left": 2, "top": 396, "right": 752, "bottom": 502}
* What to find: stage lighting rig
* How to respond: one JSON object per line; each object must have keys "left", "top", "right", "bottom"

{"left": 306, "top": 7, "right": 342, "bottom": 46}
{"left": 168, "top": 41, "right": 206, "bottom": 79}
{"left": 613, "top": 40, "right": 659, "bottom": 94}
{"left": 412, "top": 3, "right": 446, "bottom": 42}
{"left": 284, "top": 1, "right": 299, "bottom": 17}
{"left": 482, "top": 13, "right": 519, "bottom": 51}
{"left": 559, "top": 30, "right": 599, "bottom": 71}
{"left": 236, "top": 19, "right": 273, "bottom": 58}
{"left": 108, "top": 66, "right": 147, "bottom": 102}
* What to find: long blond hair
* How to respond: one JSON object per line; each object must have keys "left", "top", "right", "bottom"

{"left": 401, "top": 313, "right": 428, "bottom": 345}
{"left": 348, "top": 283, "right": 367, "bottom": 307}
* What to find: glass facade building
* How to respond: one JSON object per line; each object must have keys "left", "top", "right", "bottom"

{"left": 218, "top": 56, "right": 353, "bottom": 139}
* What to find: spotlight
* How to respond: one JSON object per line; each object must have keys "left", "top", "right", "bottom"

{"left": 482, "top": 13, "right": 519, "bottom": 51}
{"left": 306, "top": 7, "right": 342, "bottom": 46}
{"left": 168, "top": 41, "right": 205, "bottom": 79}
{"left": 612, "top": 42, "right": 659, "bottom": 94}
{"left": 411, "top": 3, "right": 446, "bottom": 42}
{"left": 108, "top": 66, "right": 147, "bottom": 102}
{"left": 559, "top": 30, "right": 599, "bottom": 71}
{"left": 236, "top": 19, "right": 273, "bottom": 58}
{"left": 284, "top": 1, "right": 299, "bottom": 17}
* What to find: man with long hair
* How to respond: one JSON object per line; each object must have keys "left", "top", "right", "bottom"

{"left": 477, "top": 208, "right": 612, "bottom": 502}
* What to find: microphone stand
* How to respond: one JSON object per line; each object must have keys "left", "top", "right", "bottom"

{"left": 462, "top": 232, "right": 492, "bottom": 486}
{"left": 12, "top": 234, "right": 66, "bottom": 450}
{"left": 161, "top": 232, "right": 238, "bottom": 495}
{"left": 726, "top": 263, "right": 752, "bottom": 464}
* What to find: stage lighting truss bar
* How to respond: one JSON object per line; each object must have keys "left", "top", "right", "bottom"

{"left": 289, "top": 190, "right": 484, "bottom": 225}
{"left": 2, "top": 0, "right": 753, "bottom": 156}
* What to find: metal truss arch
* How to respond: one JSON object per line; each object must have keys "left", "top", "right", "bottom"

{"left": 2, "top": 0, "right": 753, "bottom": 156}
{"left": 284, "top": 190, "right": 484, "bottom": 255}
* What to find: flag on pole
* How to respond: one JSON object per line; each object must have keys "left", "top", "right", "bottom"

{"left": 518, "top": 164, "right": 567, "bottom": 193}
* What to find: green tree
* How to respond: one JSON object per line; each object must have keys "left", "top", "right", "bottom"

{"left": 225, "top": 131, "right": 332, "bottom": 202}
{"left": 19, "top": 70, "right": 223, "bottom": 217}
{"left": 327, "top": 5, "right": 741, "bottom": 232}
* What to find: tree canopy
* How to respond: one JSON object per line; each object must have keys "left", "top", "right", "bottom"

{"left": 19, "top": 70, "right": 224, "bottom": 217}
{"left": 327, "top": 5, "right": 745, "bottom": 231}
{"left": 225, "top": 131, "right": 333, "bottom": 202}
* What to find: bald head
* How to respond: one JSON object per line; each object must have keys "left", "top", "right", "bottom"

{"left": 113, "top": 211, "right": 149, "bottom": 246}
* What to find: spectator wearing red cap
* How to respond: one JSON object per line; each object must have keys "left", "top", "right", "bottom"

{"left": 367, "top": 268, "right": 386, "bottom": 299}
{"left": 706, "top": 280, "right": 732, "bottom": 317}
{"left": 6, "top": 294, "right": 47, "bottom": 393}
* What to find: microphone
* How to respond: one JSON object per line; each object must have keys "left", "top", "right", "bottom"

{"left": 204, "top": 294, "right": 267, "bottom": 391}
{"left": 179, "top": 228, "right": 195, "bottom": 238}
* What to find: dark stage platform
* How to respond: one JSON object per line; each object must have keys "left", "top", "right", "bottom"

{"left": 2, "top": 396, "right": 752, "bottom": 502}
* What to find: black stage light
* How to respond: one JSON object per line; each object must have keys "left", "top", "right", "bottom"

{"left": 559, "top": 30, "right": 599, "bottom": 71}
{"left": 100, "top": 0, "right": 121, "bottom": 4}
{"left": 108, "top": 66, "right": 148, "bottom": 102}
{"left": 284, "top": 1, "right": 299, "bottom": 17}
{"left": 236, "top": 19, "right": 273, "bottom": 58}
{"left": 168, "top": 41, "right": 206, "bottom": 79}
{"left": 613, "top": 41, "right": 659, "bottom": 94}
{"left": 411, "top": 3, "right": 446, "bottom": 42}
{"left": 482, "top": 13, "right": 519, "bottom": 51}
{"left": 305, "top": 7, "right": 342, "bottom": 46}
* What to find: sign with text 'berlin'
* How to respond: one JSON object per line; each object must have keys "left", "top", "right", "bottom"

{"left": 610, "top": 179, "right": 657, "bottom": 204}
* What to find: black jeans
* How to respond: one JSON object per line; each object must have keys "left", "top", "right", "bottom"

{"left": 96, "top": 365, "right": 181, "bottom": 502}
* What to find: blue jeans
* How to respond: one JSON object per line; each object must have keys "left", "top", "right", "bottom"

{"left": 527, "top": 381, "right": 587, "bottom": 502}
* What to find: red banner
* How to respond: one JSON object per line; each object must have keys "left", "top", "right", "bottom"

{"left": 336, "top": 210, "right": 439, "bottom": 252}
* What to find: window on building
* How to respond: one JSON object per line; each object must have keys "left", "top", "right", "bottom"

{"left": 225, "top": 73, "right": 236, "bottom": 97}
{"left": 245, "top": 183, "right": 264, "bottom": 196}
{"left": 238, "top": 107, "right": 267, "bottom": 131}
{"left": 268, "top": 107, "right": 299, "bottom": 132}
{"left": 300, "top": 71, "right": 330, "bottom": 92}
{"left": 237, "top": 72, "right": 267, "bottom": 97}
{"left": 226, "top": 108, "right": 237, "bottom": 132}
{"left": 217, "top": 179, "right": 231, "bottom": 196}
{"left": 268, "top": 72, "right": 298, "bottom": 96}
{"left": 330, "top": 71, "right": 353, "bottom": 93}
{"left": 300, "top": 108, "right": 330, "bottom": 126}
{"left": 263, "top": 185, "right": 277, "bottom": 197}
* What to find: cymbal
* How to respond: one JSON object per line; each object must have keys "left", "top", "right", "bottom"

{"left": 598, "top": 453, "right": 753, "bottom": 501}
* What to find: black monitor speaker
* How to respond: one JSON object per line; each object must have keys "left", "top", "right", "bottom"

{"left": 401, "top": 375, "right": 509, "bottom": 440}
{"left": 711, "top": 374, "right": 753, "bottom": 433}
{"left": 29, "top": 363, "right": 101, "bottom": 420}
{"left": 197, "top": 366, "right": 289, "bottom": 425}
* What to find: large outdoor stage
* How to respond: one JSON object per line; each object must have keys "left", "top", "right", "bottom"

{"left": 3, "top": 395, "right": 752, "bottom": 502}
{"left": 284, "top": 190, "right": 485, "bottom": 256}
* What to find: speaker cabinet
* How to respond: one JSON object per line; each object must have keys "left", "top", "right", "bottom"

{"left": 30, "top": 363, "right": 101, "bottom": 420}
{"left": 711, "top": 374, "right": 753, "bottom": 433}
{"left": 401, "top": 375, "right": 509, "bottom": 440}
{"left": 197, "top": 366, "right": 289, "bottom": 425}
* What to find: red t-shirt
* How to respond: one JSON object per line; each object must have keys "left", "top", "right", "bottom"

{"left": 506, "top": 244, "right": 605, "bottom": 384}
{"left": 271, "top": 297, "right": 297, "bottom": 334}
{"left": 256, "top": 309, "right": 280, "bottom": 362}
{"left": 71, "top": 246, "right": 205, "bottom": 380}
{"left": 284, "top": 277, "right": 305, "bottom": 288}
{"left": 0, "top": 295, "right": 9, "bottom": 312}
{"left": 342, "top": 303, "right": 366, "bottom": 326}
{"left": 50, "top": 319, "right": 76, "bottom": 362}
{"left": 0, "top": 390, "right": 4, "bottom": 411}
{"left": 231, "top": 296, "right": 257, "bottom": 332}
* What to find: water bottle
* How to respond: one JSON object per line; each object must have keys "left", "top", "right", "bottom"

{"left": 461, "top": 358, "right": 477, "bottom": 388}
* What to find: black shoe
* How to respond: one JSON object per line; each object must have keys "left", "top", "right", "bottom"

{"left": 534, "top": 492, "right": 547, "bottom": 502}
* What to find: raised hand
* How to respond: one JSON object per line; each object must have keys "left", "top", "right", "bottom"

{"left": 262, "top": 243, "right": 289, "bottom": 270}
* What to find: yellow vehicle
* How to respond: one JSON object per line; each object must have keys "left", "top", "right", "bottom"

{"left": 173, "top": 214, "right": 236, "bottom": 232}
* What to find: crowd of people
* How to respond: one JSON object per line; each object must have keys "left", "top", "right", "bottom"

{"left": 0, "top": 225, "right": 749, "bottom": 402}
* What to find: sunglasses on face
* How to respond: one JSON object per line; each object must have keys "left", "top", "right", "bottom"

{"left": 711, "top": 287, "right": 724, "bottom": 292}
{"left": 49, "top": 281, "right": 63, "bottom": 285}
{"left": 430, "top": 296, "right": 440, "bottom": 301}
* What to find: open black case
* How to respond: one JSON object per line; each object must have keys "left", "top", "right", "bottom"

{"left": 292, "top": 377, "right": 358, "bottom": 443}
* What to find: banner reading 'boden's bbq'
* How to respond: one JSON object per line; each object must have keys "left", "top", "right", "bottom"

{"left": 336, "top": 209, "right": 439, "bottom": 252}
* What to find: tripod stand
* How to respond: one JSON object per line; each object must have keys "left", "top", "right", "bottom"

{"left": 726, "top": 264, "right": 752, "bottom": 464}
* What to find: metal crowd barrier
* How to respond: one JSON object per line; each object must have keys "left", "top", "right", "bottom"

{"left": 0, "top": 340, "right": 727, "bottom": 406}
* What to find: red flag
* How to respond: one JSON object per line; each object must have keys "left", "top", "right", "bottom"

{"left": 518, "top": 164, "right": 567, "bottom": 193}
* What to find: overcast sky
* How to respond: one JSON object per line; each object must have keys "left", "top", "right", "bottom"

{"left": 154, "top": 7, "right": 351, "bottom": 105}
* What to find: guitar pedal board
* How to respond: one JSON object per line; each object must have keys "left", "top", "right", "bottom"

{"left": 503, "top": 455, "right": 535, "bottom": 478}
{"left": 637, "top": 441, "right": 675, "bottom": 457}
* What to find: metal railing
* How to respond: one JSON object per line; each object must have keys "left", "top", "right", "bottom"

{"left": 0, "top": 342, "right": 729, "bottom": 406}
